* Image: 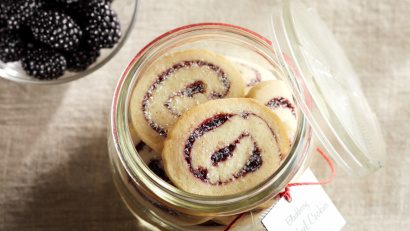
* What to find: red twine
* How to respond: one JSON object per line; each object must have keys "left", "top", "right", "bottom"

{"left": 279, "top": 147, "right": 335, "bottom": 202}
{"left": 224, "top": 147, "right": 335, "bottom": 230}
{"left": 223, "top": 213, "right": 245, "bottom": 231}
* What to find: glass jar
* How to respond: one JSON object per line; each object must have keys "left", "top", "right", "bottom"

{"left": 108, "top": 1, "right": 385, "bottom": 230}
{"left": 109, "top": 23, "right": 314, "bottom": 230}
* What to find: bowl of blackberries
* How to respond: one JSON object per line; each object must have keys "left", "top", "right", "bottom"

{"left": 0, "top": 0, "right": 137, "bottom": 84}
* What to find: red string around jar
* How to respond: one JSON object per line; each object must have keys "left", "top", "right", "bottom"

{"left": 224, "top": 147, "right": 335, "bottom": 231}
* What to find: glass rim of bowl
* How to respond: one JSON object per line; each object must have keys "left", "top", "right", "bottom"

{"left": 0, "top": 0, "right": 139, "bottom": 85}
{"left": 111, "top": 23, "right": 312, "bottom": 216}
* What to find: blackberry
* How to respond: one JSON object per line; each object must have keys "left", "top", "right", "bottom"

{"left": 0, "top": 3, "right": 7, "bottom": 28}
{"left": 5, "top": 0, "right": 43, "bottom": 30}
{"left": 42, "top": 0, "right": 82, "bottom": 15}
{"left": 30, "top": 10, "right": 82, "bottom": 51}
{"left": 0, "top": 20, "right": 6, "bottom": 30}
{"left": 52, "top": 0, "right": 81, "bottom": 3}
{"left": 80, "top": 0, "right": 111, "bottom": 21}
{"left": 18, "top": 25, "right": 37, "bottom": 45}
{"left": 81, "top": 0, "right": 121, "bottom": 49}
{"left": 0, "top": 30, "right": 25, "bottom": 62}
{"left": 64, "top": 44, "right": 100, "bottom": 72}
{"left": 21, "top": 47, "right": 67, "bottom": 80}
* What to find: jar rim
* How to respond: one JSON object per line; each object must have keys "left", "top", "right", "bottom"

{"left": 110, "top": 22, "right": 311, "bottom": 215}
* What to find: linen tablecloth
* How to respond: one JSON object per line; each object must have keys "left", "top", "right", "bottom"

{"left": 1, "top": 0, "right": 409, "bottom": 230}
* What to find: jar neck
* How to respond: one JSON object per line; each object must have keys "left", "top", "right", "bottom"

{"left": 111, "top": 23, "right": 312, "bottom": 216}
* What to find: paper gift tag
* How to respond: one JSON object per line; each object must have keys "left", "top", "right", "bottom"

{"left": 261, "top": 168, "right": 345, "bottom": 231}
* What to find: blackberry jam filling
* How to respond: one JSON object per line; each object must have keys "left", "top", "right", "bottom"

{"left": 181, "top": 81, "right": 207, "bottom": 97}
{"left": 266, "top": 97, "right": 296, "bottom": 116}
{"left": 164, "top": 80, "right": 207, "bottom": 116}
{"left": 184, "top": 113, "right": 233, "bottom": 182}
{"left": 142, "top": 60, "right": 231, "bottom": 137}
{"left": 183, "top": 113, "right": 275, "bottom": 184}
{"left": 211, "top": 133, "right": 250, "bottom": 166}
{"left": 192, "top": 167, "right": 209, "bottom": 182}
{"left": 234, "top": 145, "right": 262, "bottom": 178}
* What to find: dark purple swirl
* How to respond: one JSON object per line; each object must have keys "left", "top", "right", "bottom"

{"left": 183, "top": 112, "right": 279, "bottom": 185}
{"left": 266, "top": 97, "right": 296, "bottom": 116}
{"left": 211, "top": 133, "right": 250, "bottom": 166}
{"left": 164, "top": 81, "right": 206, "bottom": 116}
{"left": 142, "top": 60, "right": 231, "bottom": 137}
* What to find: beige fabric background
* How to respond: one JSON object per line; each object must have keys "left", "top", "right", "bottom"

{"left": 0, "top": 0, "right": 409, "bottom": 230}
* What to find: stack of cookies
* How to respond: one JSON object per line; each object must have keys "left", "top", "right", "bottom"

{"left": 129, "top": 49, "right": 298, "bottom": 196}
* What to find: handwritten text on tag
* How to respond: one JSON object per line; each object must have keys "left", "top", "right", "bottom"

{"left": 261, "top": 169, "right": 345, "bottom": 231}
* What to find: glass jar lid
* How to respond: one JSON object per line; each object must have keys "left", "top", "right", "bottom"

{"left": 271, "top": 0, "right": 385, "bottom": 175}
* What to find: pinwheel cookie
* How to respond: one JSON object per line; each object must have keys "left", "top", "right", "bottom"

{"left": 247, "top": 80, "right": 297, "bottom": 142}
{"left": 130, "top": 50, "right": 245, "bottom": 153}
{"left": 162, "top": 98, "right": 290, "bottom": 196}
{"left": 227, "top": 56, "right": 285, "bottom": 93}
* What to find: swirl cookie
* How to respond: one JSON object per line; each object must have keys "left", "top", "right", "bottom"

{"left": 130, "top": 49, "right": 245, "bottom": 153}
{"left": 247, "top": 80, "right": 297, "bottom": 142}
{"left": 234, "top": 61, "right": 263, "bottom": 87}
{"left": 227, "top": 56, "right": 285, "bottom": 93}
{"left": 162, "top": 98, "right": 290, "bottom": 196}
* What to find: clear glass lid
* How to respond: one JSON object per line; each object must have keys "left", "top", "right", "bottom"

{"left": 271, "top": 0, "right": 386, "bottom": 176}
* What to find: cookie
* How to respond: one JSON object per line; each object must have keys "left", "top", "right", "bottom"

{"left": 130, "top": 49, "right": 245, "bottom": 153}
{"left": 247, "top": 80, "right": 297, "bottom": 142}
{"left": 162, "top": 98, "right": 290, "bottom": 196}
{"left": 227, "top": 56, "right": 285, "bottom": 93}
